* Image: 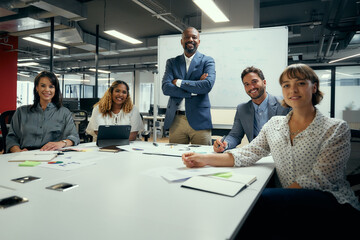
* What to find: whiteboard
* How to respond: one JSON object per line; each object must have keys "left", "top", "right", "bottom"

{"left": 157, "top": 27, "right": 288, "bottom": 108}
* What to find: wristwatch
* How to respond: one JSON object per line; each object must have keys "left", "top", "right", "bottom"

{"left": 62, "top": 140, "right": 67, "bottom": 147}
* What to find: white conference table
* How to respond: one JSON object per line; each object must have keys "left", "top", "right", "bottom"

{"left": 0, "top": 142, "right": 274, "bottom": 240}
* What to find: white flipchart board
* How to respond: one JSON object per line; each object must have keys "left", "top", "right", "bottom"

{"left": 157, "top": 26, "right": 288, "bottom": 108}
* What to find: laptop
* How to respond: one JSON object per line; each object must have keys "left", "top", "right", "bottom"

{"left": 96, "top": 125, "right": 131, "bottom": 147}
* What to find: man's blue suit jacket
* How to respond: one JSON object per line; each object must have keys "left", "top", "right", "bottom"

{"left": 162, "top": 51, "right": 216, "bottom": 131}
{"left": 225, "top": 93, "right": 291, "bottom": 149}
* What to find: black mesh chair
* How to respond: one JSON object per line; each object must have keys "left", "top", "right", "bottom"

{"left": 140, "top": 113, "right": 151, "bottom": 141}
{"left": 71, "top": 110, "right": 92, "bottom": 143}
{"left": 347, "top": 129, "right": 360, "bottom": 202}
{"left": 0, "top": 110, "right": 16, "bottom": 152}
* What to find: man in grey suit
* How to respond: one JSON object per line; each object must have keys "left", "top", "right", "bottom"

{"left": 214, "top": 66, "right": 290, "bottom": 152}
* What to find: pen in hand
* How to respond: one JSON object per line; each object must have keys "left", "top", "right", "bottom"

{"left": 218, "top": 135, "right": 226, "bottom": 149}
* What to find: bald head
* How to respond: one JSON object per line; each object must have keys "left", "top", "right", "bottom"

{"left": 181, "top": 27, "right": 200, "bottom": 57}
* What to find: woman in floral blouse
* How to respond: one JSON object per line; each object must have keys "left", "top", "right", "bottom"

{"left": 182, "top": 64, "right": 359, "bottom": 238}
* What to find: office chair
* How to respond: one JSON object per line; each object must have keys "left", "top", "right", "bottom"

{"left": 140, "top": 113, "right": 151, "bottom": 141}
{"left": 347, "top": 129, "right": 360, "bottom": 202}
{"left": 71, "top": 110, "right": 92, "bottom": 143}
{"left": 0, "top": 110, "right": 16, "bottom": 153}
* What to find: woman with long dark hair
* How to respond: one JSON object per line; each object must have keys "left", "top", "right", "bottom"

{"left": 6, "top": 71, "right": 79, "bottom": 152}
{"left": 86, "top": 80, "right": 143, "bottom": 141}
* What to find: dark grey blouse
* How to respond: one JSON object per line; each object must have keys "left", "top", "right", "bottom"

{"left": 6, "top": 103, "right": 80, "bottom": 152}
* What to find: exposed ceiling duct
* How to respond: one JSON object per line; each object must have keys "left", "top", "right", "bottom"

{"left": 0, "top": 0, "right": 158, "bottom": 73}
{"left": 1, "top": 0, "right": 359, "bottom": 75}
{"left": 131, "top": 0, "right": 188, "bottom": 32}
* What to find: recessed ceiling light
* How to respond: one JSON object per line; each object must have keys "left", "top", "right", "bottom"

{"left": 17, "top": 62, "right": 39, "bottom": 67}
{"left": 23, "top": 37, "right": 67, "bottom": 50}
{"left": 18, "top": 58, "right": 34, "bottom": 62}
{"left": 193, "top": 0, "right": 229, "bottom": 23}
{"left": 329, "top": 53, "right": 360, "bottom": 64}
{"left": 89, "top": 68, "right": 111, "bottom": 74}
{"left": 104, "top": 30, "right": 142, "bottom": 44}
{"left": 17, "top": 73, "right": 30, "bottom": 77}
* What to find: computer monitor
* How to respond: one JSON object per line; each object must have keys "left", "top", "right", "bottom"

{"left": 148, "top": 105, "right": 166, "bottom": 116}
{"left": 62, "top": 98, "right": 79, "bottom": 111}
{"left": 80, "top": 98, "right": 99, "bottom": 115}
{"left": 158, "top": 107, "right": 166, "bottom": 115}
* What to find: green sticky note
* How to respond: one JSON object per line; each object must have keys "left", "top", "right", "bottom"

{"left": 213, "top": 172, "right": 233, "bottom": 179}
{"left": 19, "top": 161, "right": 41, "bottom": 167}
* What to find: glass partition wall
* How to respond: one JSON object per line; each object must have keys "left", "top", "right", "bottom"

{"left": 17, "top": 66, "right": 358, "bottom": 130}
{"left": 313, "top": 65, "right": 360, "bottom": 130}
{"left": 17, "top": 70, "right": 155, "bottom": 115}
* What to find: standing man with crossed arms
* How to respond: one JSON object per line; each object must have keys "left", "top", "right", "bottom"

{"left": 162, "top": 27, "right": 216, "bottom": 145}
{"left": 214, "top": 66, "right": 290, "bottom": 152}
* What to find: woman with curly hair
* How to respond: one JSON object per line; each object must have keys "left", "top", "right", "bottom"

{"left": 86, "top": 80, "right": 143, "bottom": 141}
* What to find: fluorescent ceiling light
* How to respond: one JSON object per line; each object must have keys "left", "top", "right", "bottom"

{"left": 23, "top": 37, "right": 67, "bottom": 50}
{"left": 18, "top": 58, "right": 35, "bottom": 62}
{"left": 325, "top": 70, "right": 353, "bottom": 77}
{"left": 17, "top": 62, "right": 39, "bottom": 67}
{"left": 193, "top": 0, "right": 229, "bottom": 23}
{"left": 104, "top": 30, "right": 142, "bottom": 44}
{"left": 63, "top": 79, "right": 90, "bottom": 82}
{"left": 329, "top": 53, "right": 360, "bottom": 64}
{"left": 89, "top": 68, "right": 111, "bottom": 74}
{"left": 17, "top": 73, "right": 30, "bottom": 77}
{"left": 98, "top": 78, "right": 115, "bottom": 81}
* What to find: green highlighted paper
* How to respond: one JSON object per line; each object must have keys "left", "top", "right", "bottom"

{"left": 19, "top": 161, "right": 42, "bottom": 167}
{"left": 212, "top": 172, "right": 233, "bottom": 179}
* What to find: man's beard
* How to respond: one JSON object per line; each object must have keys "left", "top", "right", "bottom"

{"left": 184, "top": 41, "right": 197, "bottom": 54}
{"left": 249, "top": 87, "right": 265, "bottom": 100}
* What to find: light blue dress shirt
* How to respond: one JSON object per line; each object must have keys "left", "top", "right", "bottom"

{"left": 252, "top": 94, "right": 269, "bottom": 138}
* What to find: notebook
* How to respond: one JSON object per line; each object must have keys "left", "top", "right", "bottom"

{"left": 181, "top": 174, "right": 257, "bottom": 197}
{"left": 99, "top": 145, "right": 125, "bottom": 153}
{"left": 96, "top": 125, "right": 131, "bottom": 147}
{"left": 8, "top": 152, "right": 58, "bottom": 162}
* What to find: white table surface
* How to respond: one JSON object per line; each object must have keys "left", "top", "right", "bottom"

{"left": 0, "top": 142, "right": 274, "bottom": 240}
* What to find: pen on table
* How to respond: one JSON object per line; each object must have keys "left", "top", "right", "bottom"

{"left": 143, "top": 152, "right": 181, "bottom": 158}
{"left": 153, "top": 142, "right": 158, "bottom": 147}
{"left": 132, "top": 148, "right": 144, "bottom": 151}
{"left": 0, "top": 185, "right": 16, "bottom": 191}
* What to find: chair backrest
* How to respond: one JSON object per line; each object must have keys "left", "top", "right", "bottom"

{"left": 0, "top": 110, "right": 16, "bottom": 152}
{"left": 71, "top": 110, "right": 88, "bottom": 134}
{"left": 139, "top": 113, "right": 150, "bottom": 141}
{"left": 347, "top": 129, "right": 360, "bottom": 202}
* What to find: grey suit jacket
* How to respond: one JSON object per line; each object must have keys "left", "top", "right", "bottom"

{"left": 225, "top": 93, "right": 290, "bottom": 149}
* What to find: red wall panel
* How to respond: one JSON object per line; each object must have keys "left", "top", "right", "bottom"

{"left": 0, "top": 35, "right": 18, "bottom": 114}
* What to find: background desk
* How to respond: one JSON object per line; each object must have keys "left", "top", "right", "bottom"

{"left": 0, "top": 142, "right": 274, "bottom": 240}
{"left": 142, "top": 115, "right": 166, "bottom": 137}
{"left": 212, "top": 123, "right": 233, "bottom": 137}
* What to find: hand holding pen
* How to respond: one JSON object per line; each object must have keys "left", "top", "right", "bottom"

{"left": 213, "top": 135, "right": 228, "bottom": 153}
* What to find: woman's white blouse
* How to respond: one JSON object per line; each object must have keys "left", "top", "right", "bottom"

{"left": 227, "top": 109, "right": 360, "bottom": 210}
{"left": 86, "top": 105, "right": 144, "bottom": 141}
